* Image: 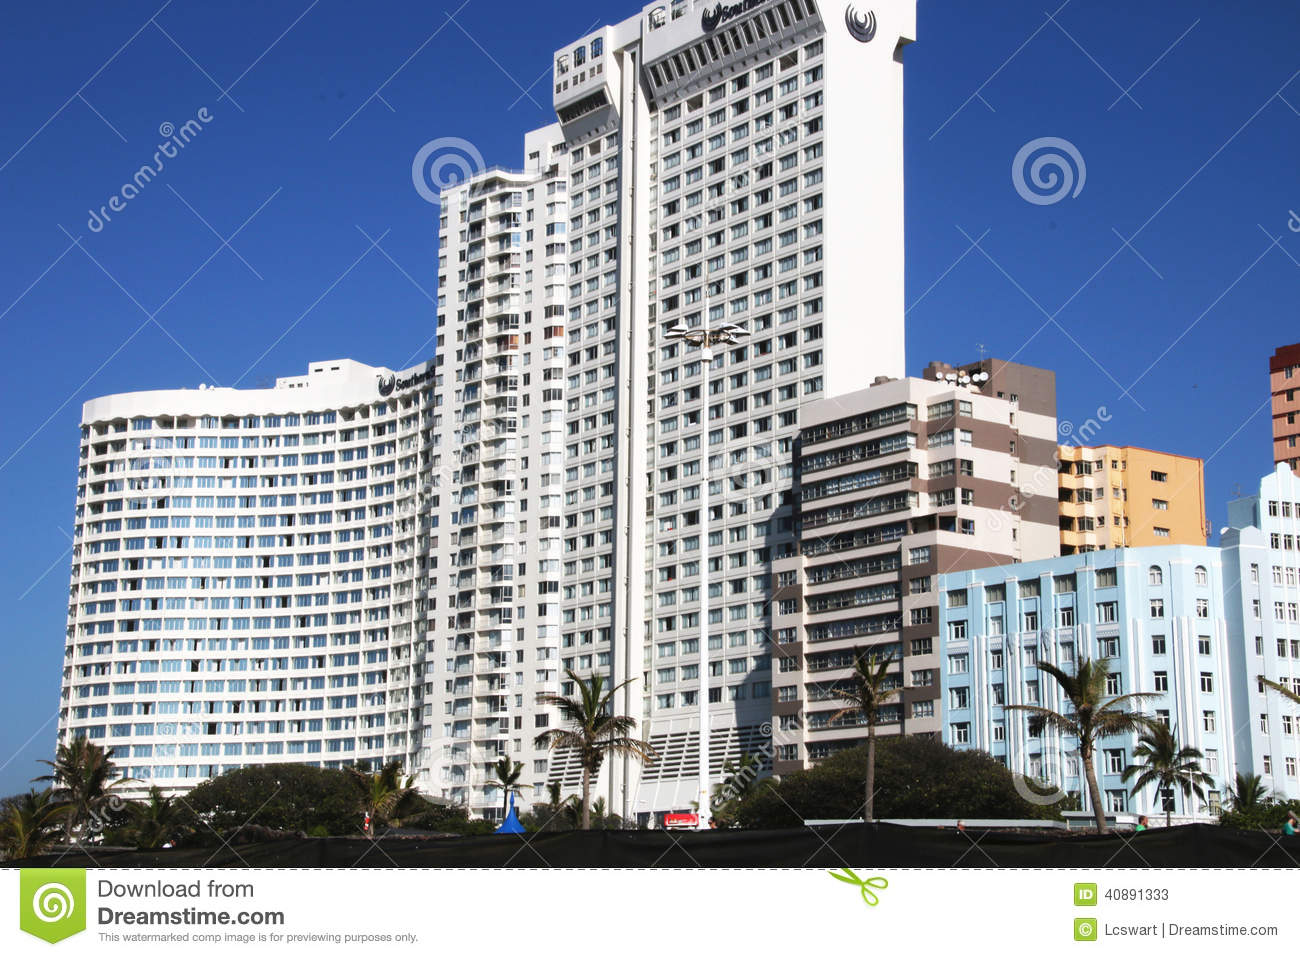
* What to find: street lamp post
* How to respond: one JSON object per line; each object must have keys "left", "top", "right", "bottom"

{"left": 663, "top": 319, "right": 751, "bottom": 829}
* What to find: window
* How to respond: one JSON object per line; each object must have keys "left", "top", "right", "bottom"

{"left": 1149, "top": 599, "right": 1165, "bottom": 618}
{"left": 1105, "top": 749, "right": 1125, "bottom": 774}
{"left": 1196, "top": 598, "right": 1209, "bottom": 619}
{"left": 1100, "top": 637, "right": 1119, "bottom": 658}
{"left": 1202, "top": 710, "right": 1216, "bottom": 733}
{"left": 1148, "top": 565, "right": 1163, "bottom": 585}
{"left": 1200, "top": 672, "right": 1214, "bottom": 693}
{"left": 1105, "top": 673, "right": 1121, "bottom": 695}
{"left": 949, "top": 687, "right": 969, "bottom": 709}
{"left": 950, "top": 722, "right": 970, "bottom": 744}
{"left": 1194, "top": 566, "right": 1208, "bottom": 586}
{"left": 1107, "top": 790, "right": 1126, "bottom": 813}
{"left": 1153, "top": 671, "right": 1168, "bottom": 692}
{"left": 1095, "top": 568, "right": 1117, "bottom": 588}
{"left": 1096, "top": 601, "right": 1118, "bottom": 623}
{"left": 948, "top": 621, "right": 968, "bottom": 641}
{"left": 948, "top": 654, "right": 969, "bottom": 674}
{"left": 1151, "top": 634, "right": 1166, "bottom": 655}
{"left": 1197, "top": 635, "right": 1212, "bottom": 656}
{"left": 1150, "top": 470, "right": 1168, "bottom": 482}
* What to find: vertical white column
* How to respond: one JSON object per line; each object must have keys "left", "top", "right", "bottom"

{"left": 698, "top": 342, "right": 713, "bottom": 830}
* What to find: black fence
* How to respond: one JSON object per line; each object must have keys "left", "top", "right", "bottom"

{"left": 9, "top": 823, "right": 1298, "bottom": 869}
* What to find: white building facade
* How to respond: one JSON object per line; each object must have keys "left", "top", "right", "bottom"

{"left": 1222, "top": 463, "right": 1300, "bottom": 801}
{"left": 57, "top": 0, "right": 921, "bottom": 821}
{"left": 426, "top": 126, "right": 573, "bottom": 818}
{"left": 60, "top": 359, "right": 436, "bottom": 794}
{"left": 549, "top": 0, "right": 917, "bottom": 820}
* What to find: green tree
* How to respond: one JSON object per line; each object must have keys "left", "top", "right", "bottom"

{"left": 535, "top": 669, "right": 656, "bottom": 830}
{"left": 1219, "top": 798, "right": 1300, "bottom": 832}
{"left": 1121, "top": 724, "right": 1213, "bottom": 827}
{"left": 828, "top": 649, "right": 903, "bottom": 824}
{"left": 728, "top": 736, "right": 1065, "bottom": 828}
{"left": 345, "top": 761, "right": 414, "bottom": 836}
{"left": 184, "top": 765, "right": 359, "bottom": 837}
{"left": 34, "top": 736, "right": 130, "bottom": 843}
{"left": 125, "top": 787, "right": 191, "bottom": 849}
{"left": 711, "top": 753, "right": 766, "bottom": 825}
{"left": 520, "top": 782, "right": 574, "bottom": 832}
{"left": 1227, "top": 771, "right": 1270, "bottom": 812}
{"left": 1005, "top": 658, "right": 1157, "bottom": 833}
{"left": 490, "top": 757, "right": 527, "bottom": 819}
{"left": 0, "top": 790, "right": 68, "bottom": 860}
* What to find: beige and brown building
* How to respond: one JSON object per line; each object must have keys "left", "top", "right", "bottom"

{"left": 1057, "top": 445, "right": 1207, "bottom": 554}
{"left": 1271, "top": 343, "right": 1300, "bottom": 472}
{"left": 769, "top": 358, "right": 1061, "bottom": 773}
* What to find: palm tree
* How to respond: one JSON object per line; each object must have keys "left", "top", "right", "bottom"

{"left": 0, "top": 790, "right": 68, "bottom": 860}
{"left": 344, "top": 761, "right": 414, "bottom": 836}
{"left": 34, "top": 736, "right": 129, "bottom": 843}
{"left": 712, "top": 752, "right": 764, "bottom": 807}
{"left": 1227, "top": 771, "right": 1270, "bottom": 812}
{"left": 125, "top": 787, "right": 191, "bottom": 849}
{"left": 491, "top": 757, "right": 526, "bottom": 819}
{"left": 1121, "top": 724, "right": 1213, "bottom": 827}
{"left": 829, "top": 649, "right": 903, "bottom": 824}
{"left": 1262, "top": 677, "right": 1300, "bottom": 705}
{"left": 1005, "top": 658, "right": 1157, "bottom": 833}
{"left": 535, "top": 669, "right": 657, "bottom": 830}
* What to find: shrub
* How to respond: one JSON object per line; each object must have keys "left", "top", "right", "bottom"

{"left": 730, "top": 737, "right": 1066, "bottom": 828}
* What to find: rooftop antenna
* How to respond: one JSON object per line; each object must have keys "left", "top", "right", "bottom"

{"left": 976, "top": 342, "right": 987, "bottom": 362}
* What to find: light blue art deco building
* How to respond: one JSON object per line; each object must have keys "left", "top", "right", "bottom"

{"left": 938, "top": 546, "right": 1236, "bottom": 822}
{"left": 938, "top": 463, "right": 1300, "bottom": 823}
{"left": 1221, "top": 463, "right": 1300, "bottom": 799}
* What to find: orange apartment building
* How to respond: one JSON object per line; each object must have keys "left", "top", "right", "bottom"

{"left": 1058, "top": 445, "right": 1208, "bottom": 554}
{"left": 1271, "top": 343, "right": 1300, "bottom": 472}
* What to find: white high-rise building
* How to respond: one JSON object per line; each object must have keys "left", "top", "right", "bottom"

{"left": 59, "top": 359, "right": 436, "bottom": 794}
{"left": 55, "top": 1, "right": 920, "bottom": 822}
{"left": 425, "top": 126, "right": 574, "bottom": 818}
{"left": 548, "top": 0, "right": 916, "bottom": 820}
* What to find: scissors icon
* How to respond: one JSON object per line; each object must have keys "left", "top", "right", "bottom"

{"left": 828, "top": 868, "right": 889, "bottom": 906}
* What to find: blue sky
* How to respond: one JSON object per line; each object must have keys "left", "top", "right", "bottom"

{"left": 1, "top": 0, "right": 1296, "bottom": 795}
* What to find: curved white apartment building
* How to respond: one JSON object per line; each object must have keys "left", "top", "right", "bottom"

{"left": 60, "top": 359, "right": 436, "bottom": 795}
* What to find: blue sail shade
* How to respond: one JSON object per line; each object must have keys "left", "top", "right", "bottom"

{"left": 495, "top": 792, "right": 526, "bottom": 834}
